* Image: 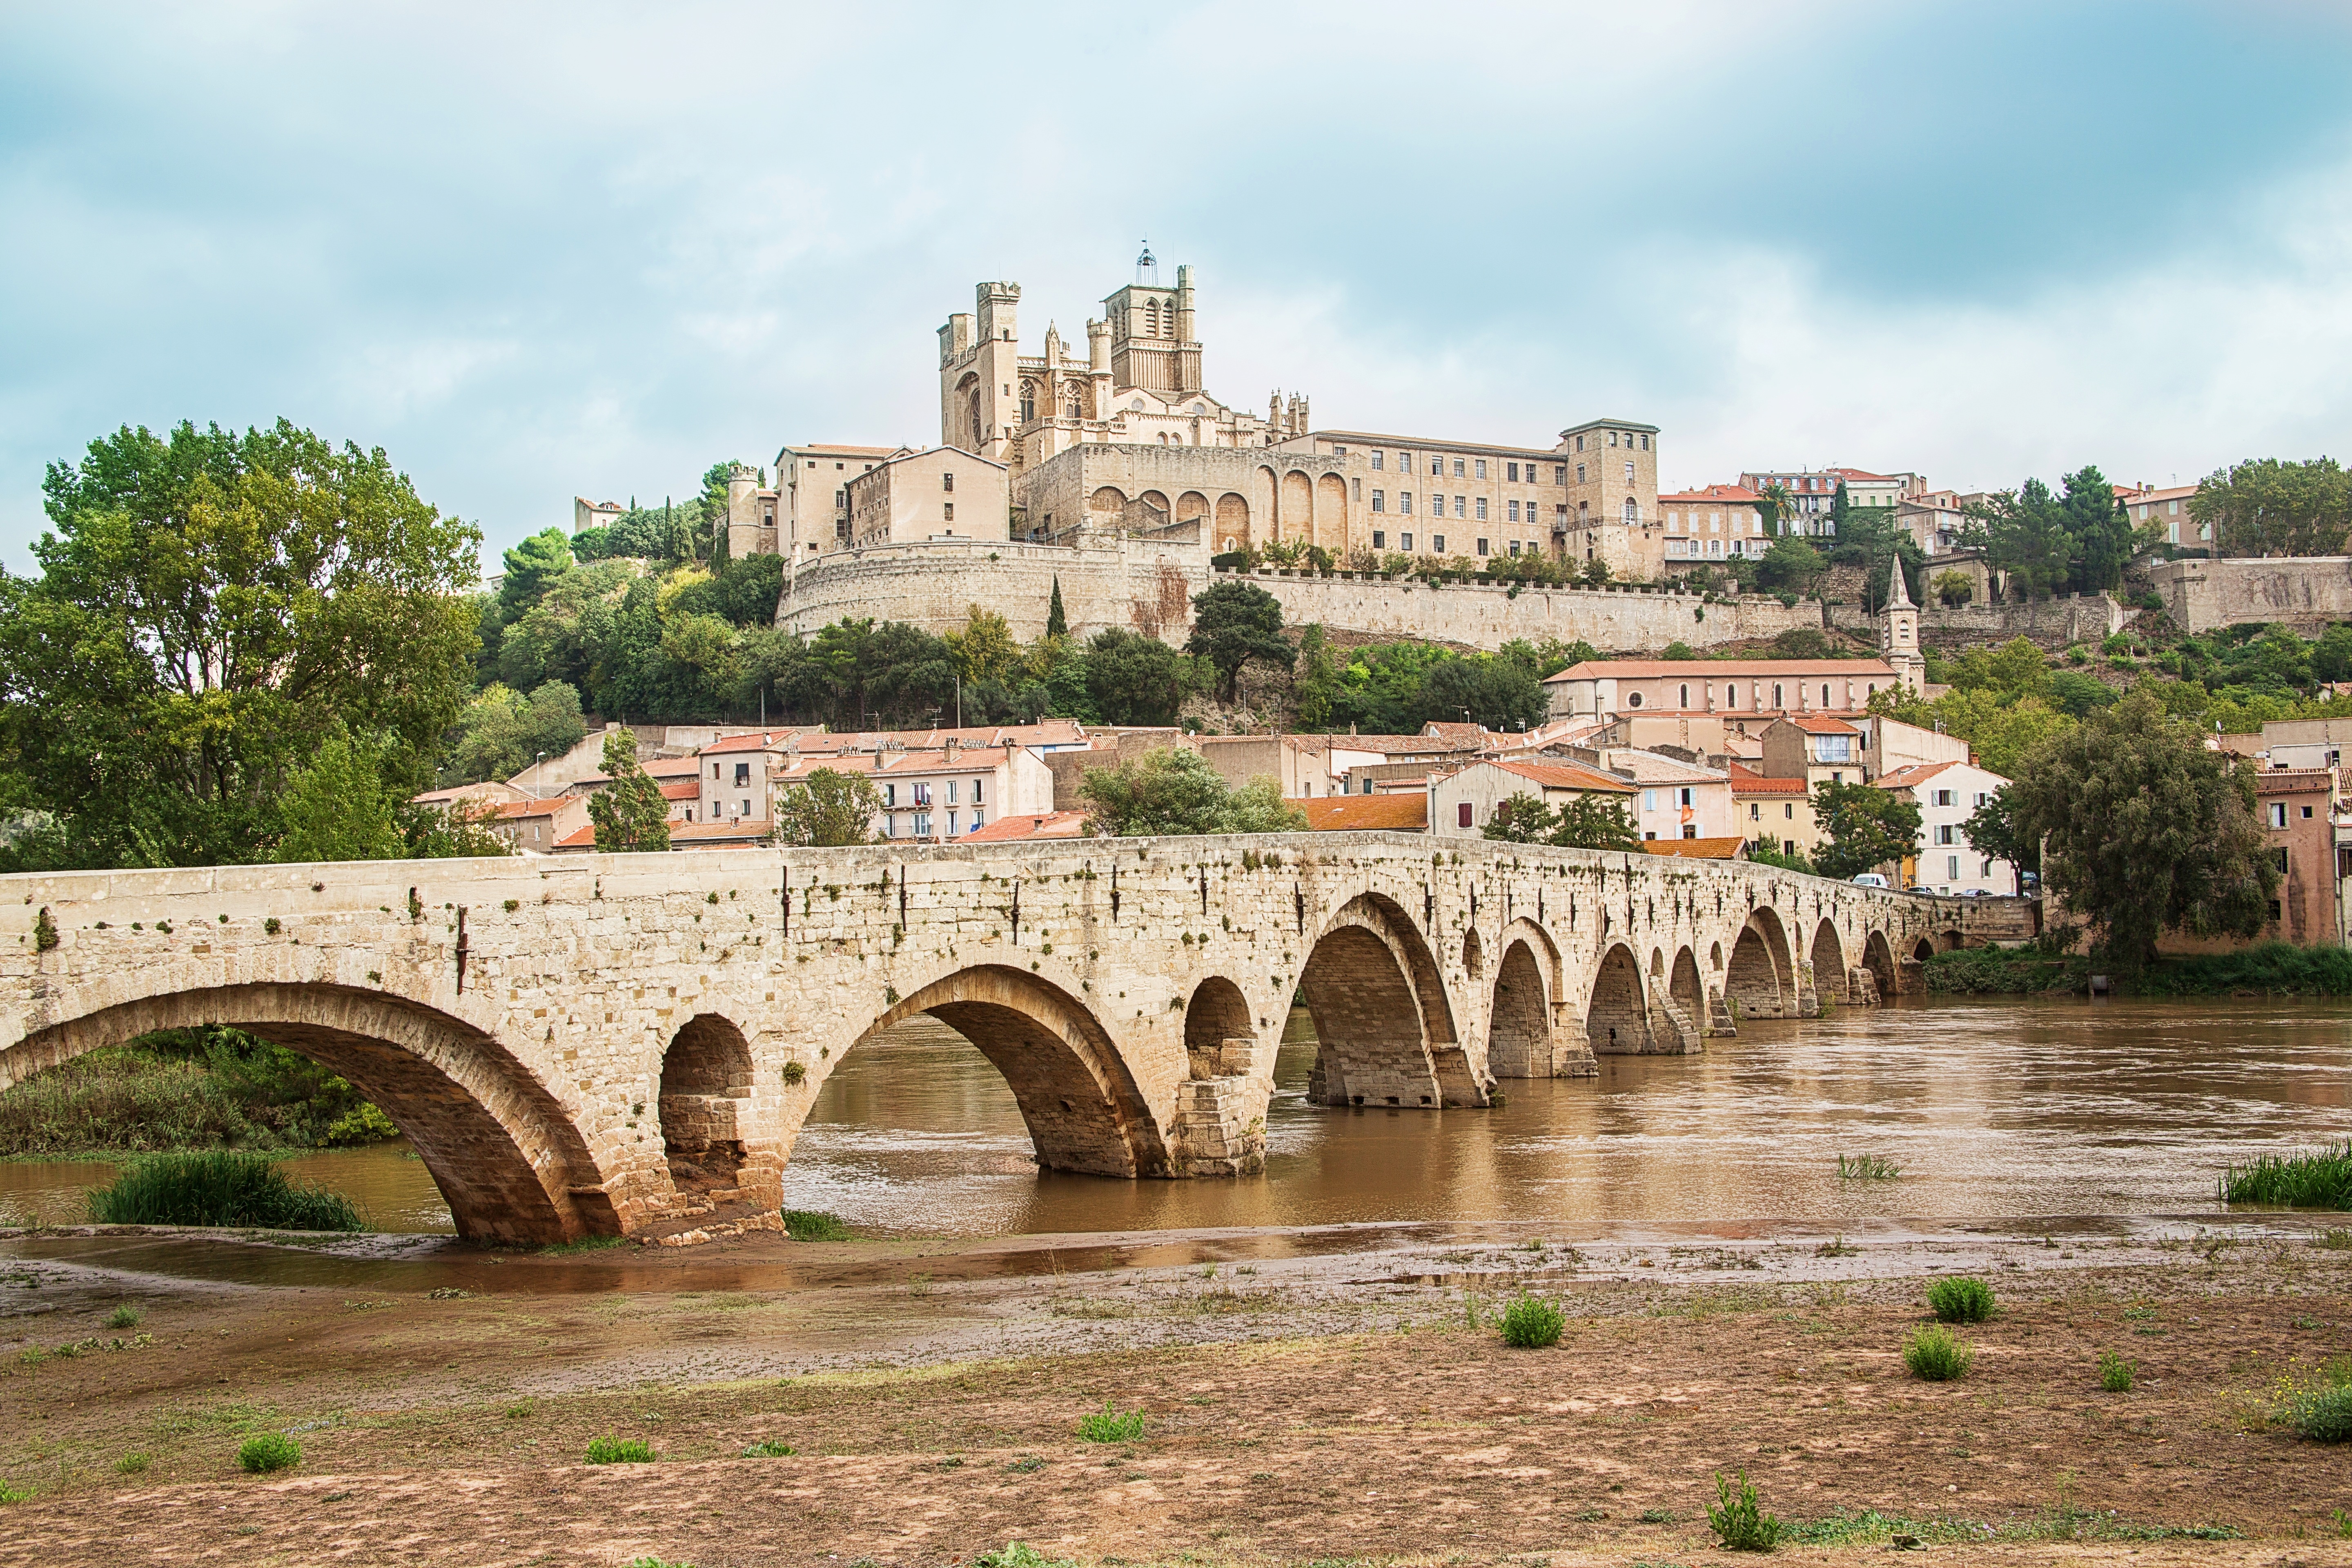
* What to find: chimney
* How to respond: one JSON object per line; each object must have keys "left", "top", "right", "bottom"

{"left": 944, "top": 737, "right": 961, "bottom": 764}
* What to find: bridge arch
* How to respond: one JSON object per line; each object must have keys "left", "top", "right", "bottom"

{"left": 1669, "top": 946, "right": 1703, "bottom": 1023}
{"left": 1299, "top": 893, "right": 1468, "bottom": 1107}
{"left": 1182, "top": 976, "right": 1256, "bottom": 1080}
{"left": 659, "top": 1013, "right": 755, "bottom": 1200}
{"left": 1586, "top": 942, "right": 1650, "bottom": 1054}
{"left": 1911, "top": 935, "right": 1936, "bottom": 962}
{"left": 1726, "top": 921, "right": 1786, "bottom": 1020}
{"left": 1810, "top": 919, "right": 1846, "bottom": 1004}
{"left": 853, "top": 964, "right": 1166, "bottom": 1177}
{"left": 1862, "top": 930, "right": 1898, "bottom": 1000}
{"left": 2, "top": 983, "right": 605, "bottom": 1245}
{"left": 1486, "top": 932, "right": 1553, "bottom": 1078}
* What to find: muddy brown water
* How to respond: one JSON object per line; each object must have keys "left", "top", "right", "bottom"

{"left": 4, "top": 996, "right": 2348, "bottom": 1252}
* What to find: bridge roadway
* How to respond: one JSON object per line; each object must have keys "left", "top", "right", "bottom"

{"left": 0, "top": 833, "right": 2015, "bottom": 1245}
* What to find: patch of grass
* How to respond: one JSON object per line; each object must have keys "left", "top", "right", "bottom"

{"left": 781, "top": 1209, "right": 851, "bottom": 1242}
{"left": 1813, "top": 1235, "right": 1859, "bottom": 1258}
{"left": 538, "top": 1234, "right": 625, "bottom": 1256}
{"left": 1706, "top": 1468, "right": 1782, "bottom": 1551}
{"left": 87, "top": 1150, "right": 364, "bottom": 1231}
{"left": 105, "top": 1304, "right": 142, "bottom": 1330}
{"left": 1902, "top": 1324, "right": 1976, "bottom": 1381}
{"left": 2099, "top": 1348, "right": 2135, "bottom": 1392}
{"left": 623, "top": 1559, "right": 699, "bottom": 1568}
{"left": 586, "top": 1434, "right": 655, "bottom": 1464}
{"left": 2290, "top": 1383, "right": 2352, "bottom": 1442}
{"left": 1926, "top": 1276, "right": 1995, "bottom": 1323}
{"left": 0, "top": 1479, "right": 30, "bottom": 1504}
{"left": 2313, "top": 1228, "right": 2352, "bottom": 1250}
{"left": 740, "top": 1439, "right": 795, "bottom": 1457}
{"left": 1500, "top": 1294, "right": 1565, "bottom": 1348}
{"left": 236, "top": 1433, "right": 301, "bottom": 1474}
{"left": 114, "top": 1452, "right": 150, "bottom": 1474}
{"left": 1638, "top": 1507, "right": 1678, "bottom": 1523}
{"left": 2222, "top": 1140, "right": 2352, "bottom": 1209}
{"left": 975, "top": 1546, "right": 1079, "bottom": 1568}
{"left": 1836, "top": 1153, "right": 1900, "bottom": 1180}
{"left": 1076, "top": 1401, "right": 1146, "bottom": 1443}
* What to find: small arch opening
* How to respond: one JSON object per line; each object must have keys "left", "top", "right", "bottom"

{"left": 1182, "top": 977, "right": 1255, "bottom": 1082}
{"left": 660, "top": 1014, "right": 753, "bottom": 1194}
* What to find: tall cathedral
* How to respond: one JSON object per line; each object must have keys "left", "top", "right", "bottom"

{"left": 936, "top": 247, "right": 1305, "bottom": 479}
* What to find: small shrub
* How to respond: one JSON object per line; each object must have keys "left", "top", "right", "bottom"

{"left": 0, "top": 1478, "right": 30, "bottom": 1503}
{"left": 2290, "top": 1384, "right": 2352, "bottom": 1442}
{"left": 1706, "top": 1467, "right": 1782, "bottom": 1551}
{"left": 263, "top": 917, "right": 281, "bottom": 935}
{"left": 586, "top": 1434, "right": 655, "bottom": 1464}
{"left": 780, "top": 1060, "right": 807, "bottom": 1085}
{"left": 237, "top": 1433, "right": 301, "bottom": 1474}
{"left": 741, "top": 1439, "right": 795, "bottom": 1457}
{"left": 782, "top": 1209, "right": 850, "bottom": 1242}
{"left": 1836, "top": 1153, "right": 1900, "bottom": 1180}
{"left": 1076, "top": 1401, "right": 1146, "bottom": 1443}
{"left": 1903, "top": 1324, "right": 1976, "bottom": 1381}
{"left": 2222, "top": 1140, "right": 2352, "bottom": 1209}
{"left": 87, "top": 1151, "right": 364, "bottom": 1231}
{"left": 976, "top": 1544, "right": 1079, "bottom": 1568}
{"left": 1925, "top": 1276, "right": 1995, "bottom": 1323}
{"left": 2098, "top": 1349, "right": 2135, "bottom": 1392}
{"left": 1499, "top": 1294, "right": 1565, "bottom": 1349}
{"left": 322, "top": 1101, "right": 399, "bottom": 1145}
{"left": 114, "top": 1452, "right": 150, "bottom": 1475}
{"left": 33, "top": 907, "right": 58, "bottom": 952}
{"left": 106, "top": 1304, "right": 142, "bottom": 1330}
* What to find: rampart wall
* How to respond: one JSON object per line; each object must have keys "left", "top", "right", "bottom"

{"left": 1828, "top": 593, "right": 2126, "bottom": 652}
{"left": 2148, "top": 557, "right": 2352, "bottom": 634}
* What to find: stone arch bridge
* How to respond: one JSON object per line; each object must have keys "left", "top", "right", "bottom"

{"left": 0, "top": 837, "right": 2015, "bottom": 1245}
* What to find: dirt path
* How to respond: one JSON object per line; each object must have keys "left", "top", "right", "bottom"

{"left": 2, "top": 1222, "right": 2349, "bottom": 1566}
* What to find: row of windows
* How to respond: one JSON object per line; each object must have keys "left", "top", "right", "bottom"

{"left": 879, "top": 778, "right": 987, "bottom": 809}
{"left": 1621, "top": 678, "right": 1881, "bottom": 710}
{"left": 1362, "top": 450, "right": 1572, "bottom": 485}
{"left": 882, "top": 809, "right": 984, "bottom": 838}
{"left": 1665, "top": 538, "right": 1751, "bottom": 558}
{"left": 1369, "top": 490, "right": 1570, "bottom": 523}
{"left": 1357, "top": 532, "right": 1542, "bottom": 558}
{"left": 1570, "top": 430, "right": 1650, "bottom": 454}
{"left": 1664, "top": 510, "right": 1756, "bottom": 534}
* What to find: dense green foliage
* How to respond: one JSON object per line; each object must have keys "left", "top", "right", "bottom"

{"left": 86, "top": 1149, "right": 365, "bottom": 1230}
{"left": 1811, "top": 778, "right": 1922, "bottom": 881}
{"left": 1902, "top": 1324, "right": 1976, "bottom": 1381}
{"left": 238, "top": 1434, "right": 303, "bottom": 1474}
{"left": 2220, "top": 1140, "right": 2352, "bottom": 1210}
{"left": 1185, "top": 581, "right": 1294, "bottom": 701}
{"left": 0, "top": 420, "right": 480, "bottom": 870}
{"left": 773, "top": 768, "right": 880, "bottom": 847}
{"left": 0, "top": 1029, "right": 397, "bottom": 1156}
{"left": 1483, "top": 793, "right": 1643, "bottom": 851}
{"left": 1927, "top": 1276, "right": 1996, "bottom": 1323}
{"left": 1707, "top": 1469, "right": 1783, "bottom": 1552}
{"left": 1961, "top": 465, "right": 2135, "bottom": 599}
{"left": 586, "top": 730, "right": 670, "bottom": 852}
{"left": 443, "top": 681, "right": 586, "bottom": 787}
{"left": 1077, "top": 748, "right": 1306, "bottom": 837}
{"left": 2190, "top": 458, "right": 2351, "bottom": 557}
{"left": 1499, "top": 1295, "right": 1565, "bottom": 1348}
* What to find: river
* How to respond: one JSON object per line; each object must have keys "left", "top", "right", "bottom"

{"left": 4, "top": 996, "right": 2348, "bottom": 1237}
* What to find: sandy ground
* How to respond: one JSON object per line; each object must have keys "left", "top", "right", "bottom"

{"left": 2, "top": 1217, "right": 2350, "bottom": 1566}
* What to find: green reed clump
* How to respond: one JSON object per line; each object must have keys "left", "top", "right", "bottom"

{"left": 740, "top": 1439, "right": 795, "bottom": 1457}
{"left": 86, "top": 1151, "right": 364, "bottom": 1231}
{"left": 539, "top": 1234, "right": 626, "bottom": 1256}
{"left": 1076, "top": 1401, "right": 1145, "bottom": 1443}
{"left": 586, "top": 1434, "right": 655, "bottom": 1464}
{"left": 1926, "top": 1276, "right": 1996, "bottom": 1323}
{"left": 781, "top": 1209, "right": 851, "bottom": 1241}
{"left": 1499, "top": 1294, "right": 1566, "bottom": 1349}
{"left": 2221, "top": 1140, "right": 2352, "bottom": 1210}
{"left": 105, "top": 1304, "right": 142, "bottom": 1330}
{"left": 237, "top": 1433, "right": 301, "bottom": 1474}
{"left": 1836, "top": 1153, "right": 1900, "bottom": 1180}
{"left": 1902, "top": 1324, "right": 1975, "bottom": 1381}
{"left": 2098, "top": 1349, "right": 2135, "bottom": 1392}
{"left": 1706, "top": 1467, "right": 1782, "bottom": 1551}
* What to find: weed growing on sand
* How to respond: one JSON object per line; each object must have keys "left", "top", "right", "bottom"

{"left": 1903, "top": 1325, "right": 1976, "bottom": 1382}
{"left": 1927, "top": 1276, "right": 1996, "bottom": 1323}
{"left": 114, "top": 1452, "right": 149, "bottom": 1474}
{"left": 782, "top": 1209, "right": 851, "bottom": 1242}
{"left": 105, "top": 1305, "right": 142, "bottom": 1330}
{"left": 1814, "top": 1236, "right": 1859, "bottom": 1258}
{"left": 539, "top": 1235, "right": 624, "bottom": 1256}
{"left": 1077, "top": 1402, "right": 1146, "bottom": 1443}
{"left": 1638, "top": 1507, "right": 1678, "bottom": 1523}
{"left": 1002, "top": 1455, "right": 1046, "bottom": 1473}
{"left": 1707, "top": 1468, "right": 1782, "bottom": 1551}
{"left": 237, "top": 1434, "right": 301, "bottom": 1474}
{"left": 1500, "top": 1295, "right": 1565, "bottom": 1349}
{"left": 2098, "top": 1349, "right": 2135, "bottom": 1392}
{"left": 2290, "top": 1384, "right": 2352, "bottom": 1441}
{"left": 586, "top": 1434, "right": 655, "bottom": 1464}
{"left": 0, "top": 1479, "right": 30, "bottom": 1504}
{"left": 2314, "top": 1228, "right": 2352, "bottom": 1251}
{"left": 976, "top": 1546, "right": 1080, "bottom": 1568}
{"left": 2221, "top": 1140, "right": 2352, "bottom": 1208}
{"left": 740, "top": 1439, "right": 795, "bottom": 1457}
{"left": 1836, "top": 1153, "right": 1900, "bottom": 1180}
{"left": 623, "top": 1559, "right": 699, "bottom": 1568}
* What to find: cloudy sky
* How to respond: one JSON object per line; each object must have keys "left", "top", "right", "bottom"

{"left": 4, "top": 1, "right": 2350, "bottom": 570}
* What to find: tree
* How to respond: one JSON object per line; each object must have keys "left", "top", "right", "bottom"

{"left": 1291, "top": 624, "right": 1342, "bottom": 730}
{"left": 1046, "top": 577, "right": 1069, "bottom": 639}
{"left": 1481, "top": 792, "right": 1641, "bottom": 851}
{"left": 0, "top": 419, "right": 480, "bottom": 869}
{"left": 946, "top": 604, "right": 1022, "bottom": 687}
{"left": 2061, "top": 465, "right": 2133, "bottom": 594}
{"left": 1811, "top": 779, "right": 1922, "bottom": 882}
{"left": 1084, "top": 628, "right": 1188, "bottom": 726}
{"left": 1771, "top": 628, "right": 1832, "bottom": 659}
{"left": 1960, "top": 787, "right": 2036, "bottom": 893}
{"left": 1078, "top": 747, "right": 1306, "bottom": 836}
{"left": 1482, "top": 794, "right": 1563, "bottom": 844}
{"left": 1932, "top": 570, "right": 1973, "bottom": 607}
{"left": 1410, "top": 656, "right": 1546, "bottom": 732}
{"left": 1753, "top": 482, "right": 1800, "bottom": 537}
{"left": 2189, "top": 457, "right": 2352, "bottom": 557}
{"left": 275, "top": 725, "right": 406, "bottom": 863}
{"left": 774, "top": 767, "right": 880, "bottom": 847}
{"left": 586, "top": 729, "right": 671, "bottom": 851}
{"left": 1185, "top": 581, "right": 1293, "bottom": 702}
{"left": 499, "top": 528, "right": 574, "bottom": 617}
{"left": 2313, "top": 623, "right": 2352, "bottom": 684}
{"left": 443, "top": 681, "right": 587, "bottom": 786}
{"left": 1962, "top": 479, "right": 2075, "bottom": 602}
{"left": 1755, "top": 535, "right": 1826, "bottom": 596}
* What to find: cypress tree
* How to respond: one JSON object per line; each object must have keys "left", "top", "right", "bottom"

{"left": 587, "top": 729, "right": 672, "bottom": 852}
{"left": 1046, "top": 577, "right": 1068, "bottom": 639}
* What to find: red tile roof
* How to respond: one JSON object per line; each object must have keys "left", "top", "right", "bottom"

{"left": 1781, "top": 715, "right": 1860, "bottom": 735}
{"left": 1546, "top": 659, "right": 1896, "bottom": 684}
{"left": 1873, "top": 761, "right": 1960, "bottom": 791}
{"left": 1642, "top": 837, "right": 1749, "bottom": 860}
{"left": 659, "top": 780, "right": 700, "bottom": 801}
{"left": 1490, "top": 759, "right": 1637, "bottom": 795}
{"left": 1294, "top": 795, "right": 1431, "bottom": 832}
{"left": 491, "top": 798, "right": 568, "bottom": 820}
{"left": 960, "top": 810, "right": 1091, "bottom": 843}
{"left": 2254, "top": 768, "right": 2336, "bottom": 794}
{"left": 1727, "top": 764, "right": 1807, "bottom": 795}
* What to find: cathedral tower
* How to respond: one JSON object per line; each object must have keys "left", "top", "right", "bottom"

{"left": 937, "top": 281, "right": 1023, "bottom": 460}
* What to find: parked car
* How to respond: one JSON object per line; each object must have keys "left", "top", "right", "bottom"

{"left": 1850, "top": 873, "right": 1891, "bottom": 889}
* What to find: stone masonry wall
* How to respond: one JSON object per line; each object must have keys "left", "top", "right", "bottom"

{"left": 2148, "top": 556, "right": 2352, "bottom": 634}
{"left": 1828, "top": 592, "right": 2126, "bottom": 652}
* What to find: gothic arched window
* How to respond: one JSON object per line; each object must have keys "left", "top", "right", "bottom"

{"left": 1623, "top": 497, "right": 1639, "bottom": 524}
{"left": 1019, "top": 381, "right": 1036, "bottom": 423}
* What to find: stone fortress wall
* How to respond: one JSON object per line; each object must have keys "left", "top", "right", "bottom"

{"left": 779, "top": 540, "right": 1825, "bottom": 653}
{"left": 1827, "top": 593, "right": 2127, "bottom": 653}
{"left": 2147, "top": 556, "right": 2352, "bottom": 634}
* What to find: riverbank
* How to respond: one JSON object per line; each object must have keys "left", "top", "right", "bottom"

{"left": 0, "top": 1033, "right": 397, "bottom": 1158}
{"left": 2, "top": 1218, "right": 2348, "bottom": 1564}
{"left": 1924, "top": 940, "right": 2352, "bottom": 998}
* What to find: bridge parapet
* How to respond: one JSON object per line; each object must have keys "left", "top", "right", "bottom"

{"left": 1, "top": 836, "right": 1974, "bottom": 1244}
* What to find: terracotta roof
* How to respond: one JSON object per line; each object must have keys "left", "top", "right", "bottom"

{"left": 1642, "top": 837, "right": 1748, "bottom": 860}
{"left": 1823, "top": 466, "right": 1901, "bottom": 482}
{"left": 2255, "top": 768, "right": 2336, "bottom": 793}
{"left": 1294, "top": 795, "right": 1431, "bottom": 832}
{"left": 1780, "top": 715, "right": 1860, "bottom": 735}
{"left": 1873, "top": 761, "right": 1960, "bottom": 791}
{"left": 961, "top": 810, "right": 1091, "bottom": 843}
{"left": 1658, "top": 483, "right": 1761, "bottom": 504}
{"left": 491, "top": 798, "right": 568, "bottom": 820}
{"left": 1331, "top": 733, "right": 1491, "bottom": 755}
{"left": 1420, "top": 722, "right": 1489, "bottom": 742}
{"left": 1727, "top": 764, "right": 1807, "bottom": 795}
{"left": 1546, "top": 659, "right": 1897, "bottom": 684}
{"left": 659, "top": 779, "right": 700, "bottom": 801}
{"left": 1490, "top": 759, "right": 1637, "bottom": 795}
{"left": 698, "top": 730, "right": 801, "bottom": 755}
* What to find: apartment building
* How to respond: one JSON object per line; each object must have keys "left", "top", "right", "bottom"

{"left": 775, "top": 442, "right": 903, "bottom": 561}
{"left": 1659, "top": 483, "right": 1766, "bottom": 566}
{"left": 1285, "top": 430, "right": 1579, "bottom": 563}
{"left": 1542, "top": 658, "right": 1903, "bottom": 724}
{"left": 1430, "top": 758, "right": 1637, "bottom": 837}
{"left": 1875, "top": 759, "right": 2015, "bottom": 895}
{"left": 772, "top": 742, "right": 1055, "bottom": 842}
{"left": 1730, "top": 764, "right": 1817, "bottom": 860}
{"left": 1601, "top": 750, "right": 1735, "bottom": 842}
{"left": 844, "top": 446, "right": 1010, "bottom": 548}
